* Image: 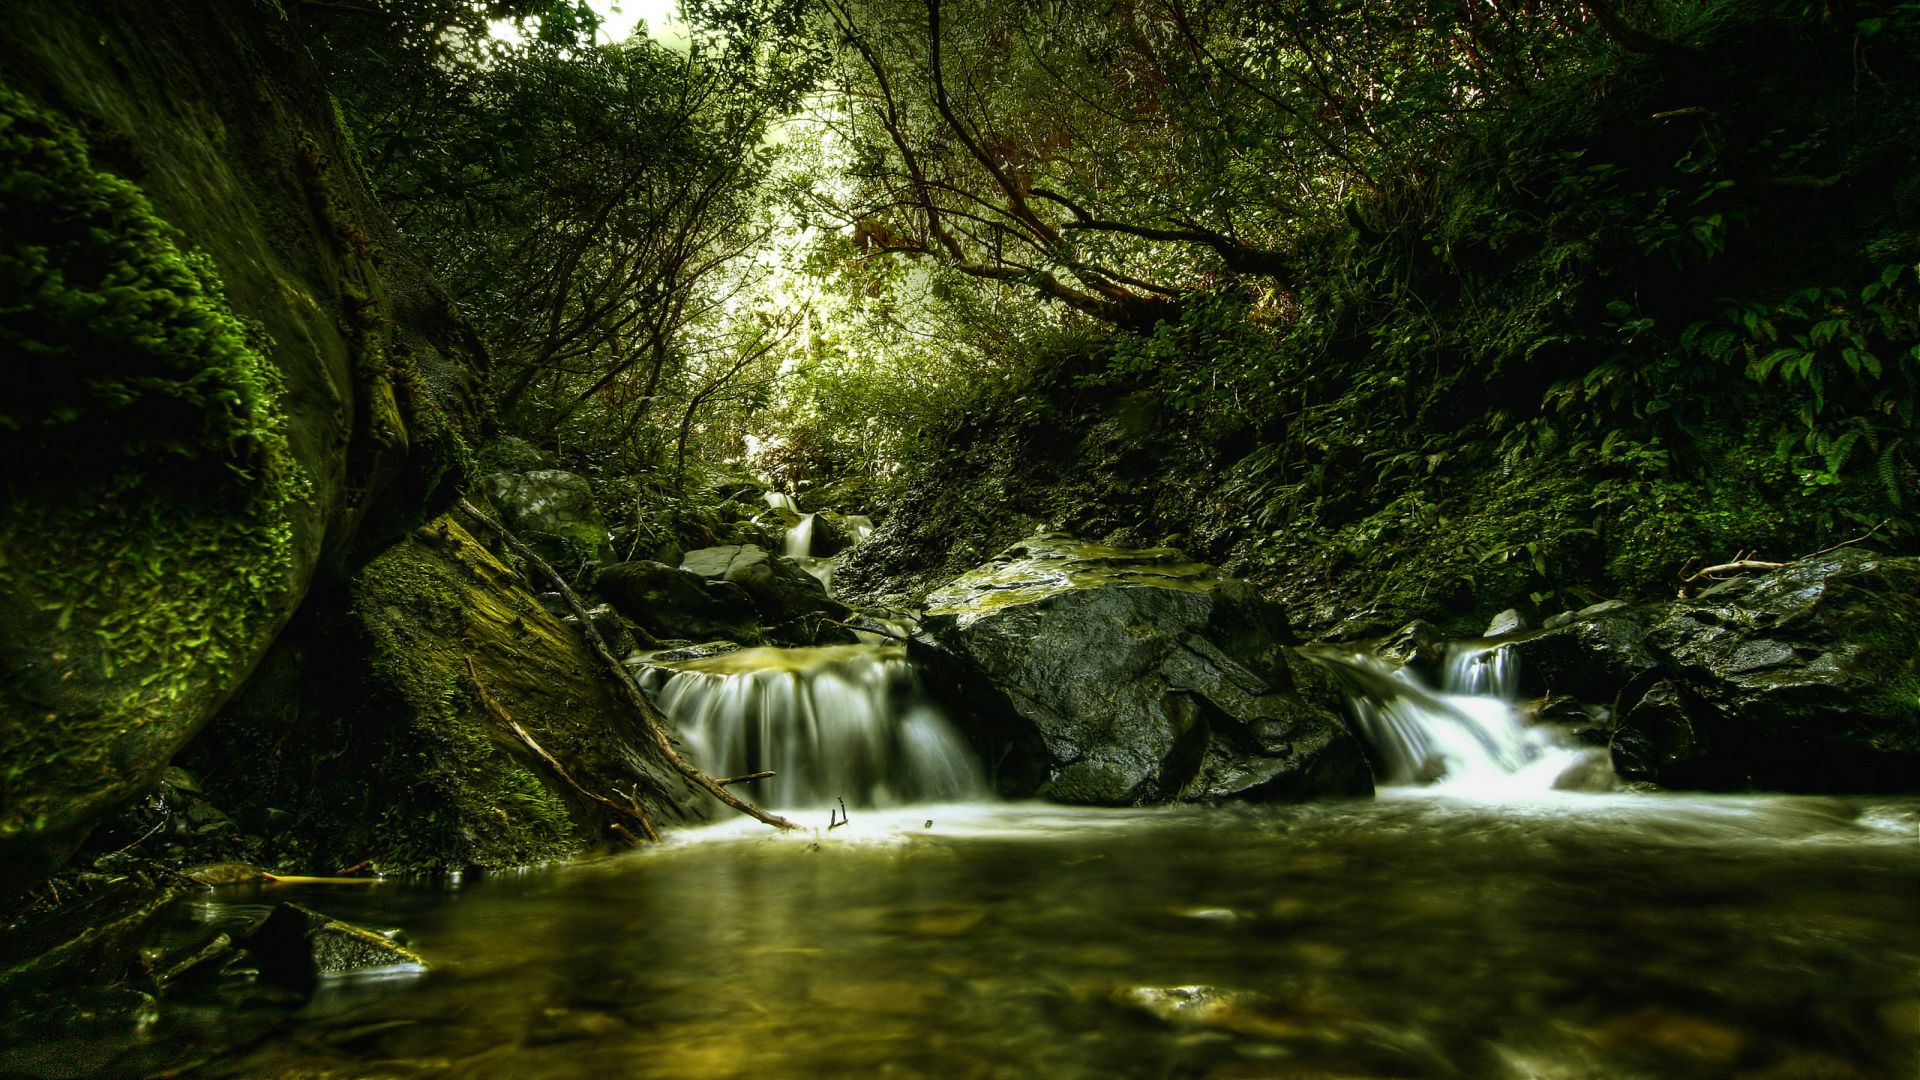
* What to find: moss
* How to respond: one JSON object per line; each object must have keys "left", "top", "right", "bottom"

{"left": 0, "top": 81, "right": 310, "bottom": 847}
{"left": 331, "top": 536, "right": 578, "bottom": 873}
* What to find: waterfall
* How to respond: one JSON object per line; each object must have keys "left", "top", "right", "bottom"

{"left": 763, "top": 491, "right": 800, "bottom": 515}
{"left": 642, "top": 644, "right": 988, "bottom": 809}
{"left": 785, "top": 513, "right": 816, "bottom": 558}
{"left": 1304, "top": 642, "right": 1609, "bottom": 796}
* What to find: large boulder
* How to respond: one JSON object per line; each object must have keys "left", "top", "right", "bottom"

{"left": 481, "top": 469, "right": 611, "bottom": 575}
{"left": 915, "top": 535, "right": 1373, "bottom": 805}
{"left": 1620, "top": 549, "right": 1920, "bottom": 791}
{"left": 679, "top": 545, "right": 849, "bottom": 642}
{"left": 596, "top": 561, "right": 764, "bottom": 645}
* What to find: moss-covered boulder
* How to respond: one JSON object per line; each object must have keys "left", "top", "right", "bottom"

{"left": 186, "top": 514, "right": 709, "bottom": 875}
{"left": 0, "top": 0, "right": 483, "bottom": 888}
{"left": 481, "top": 469, "right": 612, "bottom": 579}
{"left": 915, "top": 535, "right": 1373, "bottom": 804}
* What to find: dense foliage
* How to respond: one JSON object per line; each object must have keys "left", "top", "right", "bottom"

{"left": 304, "top": 0, "right": 1915, "bottom": 624}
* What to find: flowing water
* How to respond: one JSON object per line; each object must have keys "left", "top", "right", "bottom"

{"left": 1302, "top": 642, "right": 1610, "bottom": 796}
{"left": 640, "top": 645, "right": 987, "bottom": 808}
{"left": 8, "top": 645, "right": 1919, "bottom": 1079}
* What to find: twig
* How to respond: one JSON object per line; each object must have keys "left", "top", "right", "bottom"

{"left": 713, "top": 771, "right": 775, "bottom": 787}
{"left": 1683, "top": 521, "right": 1888, "bottom": 585}
{"left": 1804, "top": 519, "right": 1886, "bottom": 559}
{"left": 828, "top": 796, "right": 850, "bottom": 831}
{"left": 467, "top": 657, "right": 662, "bottom": 844}
{"left": 455, "top": 498, "right": 800, "bottom": 832}
{"left": 822, "top": 617, "right": 911, "bottom": 641}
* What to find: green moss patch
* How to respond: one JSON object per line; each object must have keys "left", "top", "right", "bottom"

{"left": 0, "top": 81, "right": 310, "bottom": 860}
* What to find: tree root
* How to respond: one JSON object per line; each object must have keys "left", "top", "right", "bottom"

{"left": 455, "top": 497, "right": 801, "bottom": 833}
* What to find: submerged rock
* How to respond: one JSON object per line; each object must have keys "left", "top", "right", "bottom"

{"left": 241, "top": 903, "right": 425, "bottom": 992}
{"left": 917, "top": 535, "right": 1372, "bottom": 805}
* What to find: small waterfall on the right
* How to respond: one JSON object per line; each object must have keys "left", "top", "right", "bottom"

{"left": 1306, "top": 642, "right": 1611, "bottom": 796}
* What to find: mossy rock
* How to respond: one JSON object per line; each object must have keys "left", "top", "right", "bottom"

{"left": 918, "top": 535, "right": 1373, "bottom": 805}
{"left": 188, "top": 514, "right": 710, "bottom": 875}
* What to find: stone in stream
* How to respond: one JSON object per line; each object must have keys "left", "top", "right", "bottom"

{"left": 1503, "top": 549, "right": 1920, "bottom": 792}
{"left": 595, "top": 561, "right": 764, "bottom": 646}
{"left": 678, "top": 544, "right": 851, "bottom": 643}
{"left": 915, "top": 534, "right": 1373, "bottom": 805}
{"left": 240, "top": 903, "right": 426, "bottom": 992}
{"left": 1624, "top": 549, "right": 1920, "bottom": 791}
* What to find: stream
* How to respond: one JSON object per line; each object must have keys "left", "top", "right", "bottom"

{"left": 37, "top": 794, "right": 1920, "bottom": 1079}
{"left": 11, "top": 635, "right": 1919, "bottom": 1079}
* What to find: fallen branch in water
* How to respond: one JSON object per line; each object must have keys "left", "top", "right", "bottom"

{"left": 468, "top": 657, "right": 661, "bottom": 843}
{"left": 454, "top": 497, "right": 800, "bottom": 833}
{"left": 713, "top": 771, "right": 775, "bottom": 788}
{"left": 828, "top": 796, "right": 850, "bottom": 831}
{"left": 260, "top": 872, "right": 381, "bottom": 886}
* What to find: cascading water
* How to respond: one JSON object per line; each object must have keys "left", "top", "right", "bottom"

{"left": 764, "top": 491, "right": 876, "bottom": 589}
{"left": 784, "top": 513, "right": 815, "bottom": 559}
{"left": 640, "top": 644, "right": 988, "bottom": 809}
{"left": 1305, "top": 641, "right": 1610, "bottom": 797}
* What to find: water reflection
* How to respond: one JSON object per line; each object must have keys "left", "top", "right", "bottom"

{"left": 132, "top": 796, "right": 1920, "bottom": 1079}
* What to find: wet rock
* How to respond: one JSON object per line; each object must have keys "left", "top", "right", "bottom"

{"left": 182, "top": 862, "right": 265, "bottom": 887}
{"left": 917, "top": 535, "right": 1372, "bottom": 805}
{"left": 0, "top": 874, "right": 197, "bottom": 995}
{"left": 240, "top": 903, "right": 426, "bottom": 993}
{"left": 560, "top": 603, "right": 653, "bottom": 657}
{"left": 635, "top": 640, "right": 743, "bottom": 664}
{"left": 140, "top": 930, "right": 236, "bottom": 991}
{"left": 1503, "top": 602, "right": 1664, "bottom": 705}
{"left": 481, "top": 469, "right": 612, "bottom": 572}
{"left": 1374, "top": 619, "right": 1448, "bottom": 678}
{"left": 596, "top": 561, "right": 764, "bottom": 645}
{"left": 678, "top": 545, "right": 850, "bottom": 642}
{"left": 1484, "top": 608, "right": 1528, "bottom": 637}
{"left": 1609, "top": 679, "right": 1701, "bottom": 784}
{"left": 1626, "top": 549, "right": 1920, "bottom": 791}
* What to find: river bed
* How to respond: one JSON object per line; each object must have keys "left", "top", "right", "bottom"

{"left": 23, "top": 793, "right": 1919, "bottom": 1079}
